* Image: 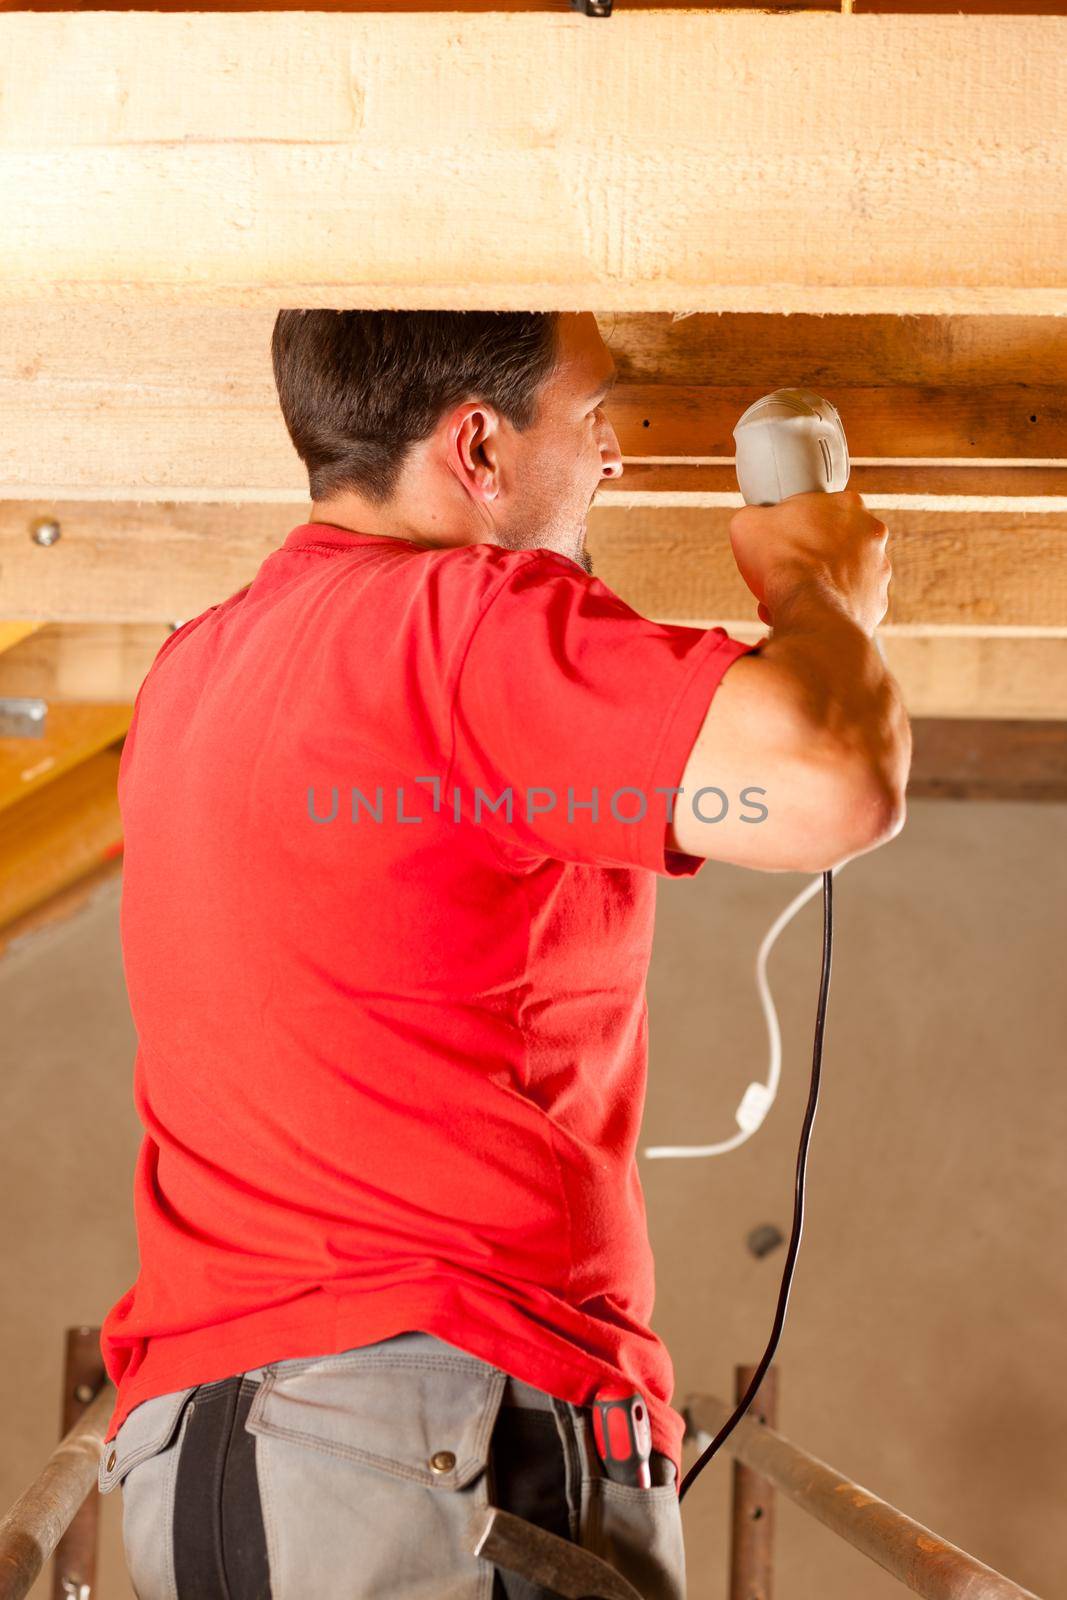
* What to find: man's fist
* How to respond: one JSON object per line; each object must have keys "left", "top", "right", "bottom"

{"left": 729, "top": 488, "right": 891, "bottom": 638}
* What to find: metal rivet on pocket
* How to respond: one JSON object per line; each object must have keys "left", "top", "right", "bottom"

{"left": 105, "top": 1449, "right": 117, "bottom": 1471}
{"left": 429, "top": 1450, "right": 456, "bottom": 1473}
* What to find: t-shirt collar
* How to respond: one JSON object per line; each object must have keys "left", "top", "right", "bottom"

{"left": 282, "top": 522, "right": 421, "bottom": 554}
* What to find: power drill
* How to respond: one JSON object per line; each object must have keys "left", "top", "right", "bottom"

{"left": 733, "top": 387, "right": 850, "bottom": 504}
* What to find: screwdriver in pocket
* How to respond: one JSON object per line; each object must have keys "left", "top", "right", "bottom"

{"left": 591, "top": 1387, "right": 652, "bottom": 1488}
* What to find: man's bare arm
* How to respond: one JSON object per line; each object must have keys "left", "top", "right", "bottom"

{"left": 667, "top": 492, "right": 912, "bottom": 873}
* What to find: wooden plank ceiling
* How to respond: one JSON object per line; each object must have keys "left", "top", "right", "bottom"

{"left": 0, "top": 7, "right": 1064, "bottom": 939}
{"left": 0, "top": 308, "right": 1063, "bottom": 718}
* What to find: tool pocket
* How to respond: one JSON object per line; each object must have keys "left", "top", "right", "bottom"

{"left": 244, "top": 1345, "right": 507, "bottom": 1600}
{"left": 98, "top": 1387, "right": 197, "bottom": 1600}
{"left": 580, "top": 1448, "right": 687, "bottom": 1600}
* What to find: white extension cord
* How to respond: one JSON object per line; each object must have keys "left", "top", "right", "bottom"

{"left": 642, "top": 862, "right": 844, "bottom": 1161}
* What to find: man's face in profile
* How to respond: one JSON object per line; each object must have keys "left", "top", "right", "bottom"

{"left": 491, "top": 312, "right": 623, "bottom": 575}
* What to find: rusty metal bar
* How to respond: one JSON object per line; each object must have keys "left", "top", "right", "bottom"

{"left": 728, "top": 1364, "right": 777, "bottom": 1600}
{"left": 685, "top": 1393, "right": 1043, "bottom": 1600}
{"left": 51, "top": 1328, "right": 106, "bottom": 1600}
{"left": 0, "top": 1384, "right": 113, "bottom": 1600}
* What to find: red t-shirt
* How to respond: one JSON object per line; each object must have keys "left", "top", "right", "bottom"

{"left": 100, "top": 521, "right": 755, "bottom": 1481}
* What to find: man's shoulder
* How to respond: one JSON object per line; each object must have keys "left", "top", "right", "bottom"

{"left": 429, "top": 540, "right": 587, "bottom": 582}
{"left": 420, "top": 542, "right": 596, "bottom": 620}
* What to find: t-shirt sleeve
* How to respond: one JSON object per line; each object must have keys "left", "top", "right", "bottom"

{"left": 448, "top": 549, "right": 759, "bottom": 876}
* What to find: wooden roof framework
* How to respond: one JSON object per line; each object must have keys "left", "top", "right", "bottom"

{"left": 0, "top": 4, "right": 1064, "bottom": 930}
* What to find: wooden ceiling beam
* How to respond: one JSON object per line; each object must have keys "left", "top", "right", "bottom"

{"left": 597, "top": 466, "right": 1067, "bottom": 512}
{"left": 1, "top": 4, "right": 1064, "bottom": 21}
{"left": 584, "top": 508, "right": 1067, "bottom": 631}
{"left": 4, "top": 625, "right": 1066, "bottom": 722}
{"left": 882, "top": 638, "right": 1067, "bottom": 723}
{"left": 604, "top": 388, "right": 1065, "bottom": 464}
{"left": 908, "top": 719, "right": 1067, "bottom": 802}
{"left": 0, "top": 624, "right": 167, "bottom": 704}
{"left": 606, "top": 313, "right": 1067, "bottom": 388}
{"left": 4, "top": 469, "right": 1061, "bottom": 513}
{"left": 0, "top": 14, "right": 1062, "bottom": 312}
{"left": 8, "top": 500, "right": 1063, "bottom": 631}
{"left": 3, "top": 311, "right": 1063, "bottom": 501}
{"left": 0, "top": 1, "right": 840, "bottom": 11}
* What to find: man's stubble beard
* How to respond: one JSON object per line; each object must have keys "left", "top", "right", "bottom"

{"left": 493, "top": 511, "right": 593, "bottom": 576}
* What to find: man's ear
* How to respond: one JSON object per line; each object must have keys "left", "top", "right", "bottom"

{"left": 446, "top": 403, "right": 501, "bottom": 506}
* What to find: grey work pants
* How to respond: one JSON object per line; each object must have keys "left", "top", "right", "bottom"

{"left": 99, "top": 1330, "right": 687, "bottom": 1599}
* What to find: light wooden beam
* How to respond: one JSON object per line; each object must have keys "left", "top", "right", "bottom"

{"left": 605, "top": 313, "right": 1067, "bottom": 390}
{"left": 2, "top": 310, "right": 1062, "bottom": 500}
{"left": 5, "top": 468, "right": 1062, "bottom": 513}
{"left": 604, "top": 312, "right": 1067, "bottom": 462}
{"left": 0, "top": 14, "right": 1063, "bottom": 311}
{"left": 597, "top": 466, "right": 1067, "bottom": 513}
{"left": 605, "top": 392, "right": 1065, "bottom": 466}
{"left": 908, "top": 719, "right": 1067, "bottom": 802}
{"left": 874, "top": 637, "right": 1067, "bottom": 723}
{"left": 3, "top": 2, "right": 1063, "bottom": 12}
{"left": 5, "top": 500, "right": 1063, "bottom": 632}
{"left": 2, "top": 505, "right": 1067, "bottom": 720}
{"left": 0, "top": 308, "right": 1061, "bottom": 707}
{"left": 854, "top": 2, "right": 1067, "bottom": 12}
{"left": 0, "top": 624, "right": 167, "bottom": 703}
{"left": 5, "top": 624, "right": 1066, "bottom": 722}
{"left": 585, "top": 508, "right": 1067, "bottom": 631}
{"left": 0, "top": 2, "right": 1060, "bottom": 16}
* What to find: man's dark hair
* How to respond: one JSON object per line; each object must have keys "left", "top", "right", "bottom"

{"left": 271, "top": 310, "right": 561, "bottom": 505}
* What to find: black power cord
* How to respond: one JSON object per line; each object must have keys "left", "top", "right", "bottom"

{"left": 678, "top": 868, "right": 834, "bottom": 1503}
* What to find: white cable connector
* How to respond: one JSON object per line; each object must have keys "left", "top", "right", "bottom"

{"left": 642, "top": 863, "right": 843, "bottom": 1162}
{"left": 735, "top": 1080, "right": 774, "bottom": 1133}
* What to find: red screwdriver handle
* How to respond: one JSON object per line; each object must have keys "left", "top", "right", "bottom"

{"left": 591, "top": 1389, "right": 652, "bottom": 1488}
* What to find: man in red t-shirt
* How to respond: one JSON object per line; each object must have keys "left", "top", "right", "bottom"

{"left": 98, "top": 311, "right": 909, "bottom": 1600}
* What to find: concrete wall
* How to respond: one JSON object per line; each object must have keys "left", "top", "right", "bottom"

{"left": 2, "top": 798, "right": 1063, "bottom": 1599}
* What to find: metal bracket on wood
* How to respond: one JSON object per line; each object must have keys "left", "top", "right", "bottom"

{"left": 0, "top": 698, "right": 46, "bottom": 738}
{"left": 570, "top": 0, "right": 613, "bottom": 16}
